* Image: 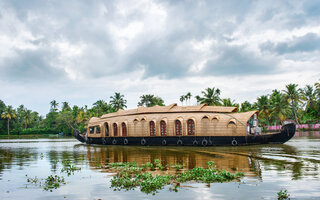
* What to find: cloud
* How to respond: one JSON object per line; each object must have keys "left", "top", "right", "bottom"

{"left": 203, "top": 45, "right": 278, "bottom": 76}
{"left": 0, "top": 0, "right": 320, "bottom": 115}
{"left": 261, "top": 33, "right": 320, "bottom": 54}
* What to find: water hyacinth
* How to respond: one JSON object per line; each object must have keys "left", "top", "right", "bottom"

{"left": 109, "top": 160, "right": 244, "bottom": 195}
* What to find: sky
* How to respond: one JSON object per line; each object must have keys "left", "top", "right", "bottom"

{"left": 0, "top": 0, "right": 320, "bottom": 116}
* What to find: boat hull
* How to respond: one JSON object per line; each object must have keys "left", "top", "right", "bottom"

{"left": 74, "top": 123, "right": 296, "bottom": 146}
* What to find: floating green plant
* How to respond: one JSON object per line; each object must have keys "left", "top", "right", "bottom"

{"left": 25, "top": 175, "right": 66, "bottom": 192}
{"left": 61, "top": 160, "right": 81, "bottom": 176}
{"left": 277, "top": 189, "right": 290, "bottom": 200}
{"left": 108, "top": 160, "right": 244, "bottom": 195}
{"left": 43, "top": 175, "right": 66, "bottom": 192}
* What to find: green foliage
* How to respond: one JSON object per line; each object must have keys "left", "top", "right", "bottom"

{"left": 195, "top": 87, "right": 222, "bottom": 106}
{"left": 138, "top": 94, "right": 165, "bottom": 107}
{"left": 61, "top": 160, "right": 81, "bottom": 176}
{"left": 277, "top": 189, "right": 290, "bottom": 200}
{"left": 43, "top": 175, "right": 66, "bottom": 191}
{"left": 109, "top": 160, "right": 244, "bottom": 195}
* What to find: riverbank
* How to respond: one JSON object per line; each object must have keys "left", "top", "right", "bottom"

{"left": 0, "top": 134, "right": 72, "bottom": 139}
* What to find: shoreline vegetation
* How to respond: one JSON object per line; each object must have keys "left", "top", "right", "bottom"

{"left": 1, "top": 81, "right": 320, "bottom": 136}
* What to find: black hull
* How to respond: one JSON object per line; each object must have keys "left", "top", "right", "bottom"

{"left": 74, "top": 123, "right": 296, "bottom": 147}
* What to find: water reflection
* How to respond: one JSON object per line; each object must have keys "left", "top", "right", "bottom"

{"left": 0, "top": 134, "right": 320, "bottom": 199}
{"left": 83, "top": 139, "right": 320, "bottom": 181}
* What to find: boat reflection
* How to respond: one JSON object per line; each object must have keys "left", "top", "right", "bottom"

{"left": 86, "top": 145, "right": 260, "bottom": 177}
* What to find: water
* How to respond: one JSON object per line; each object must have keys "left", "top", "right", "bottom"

{"left": 0, "top": 132, "right": 320, "bottom": 200}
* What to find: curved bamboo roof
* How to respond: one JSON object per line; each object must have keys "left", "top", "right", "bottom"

{"left": 99, "top": 103, "right": 238, "bottom": 119}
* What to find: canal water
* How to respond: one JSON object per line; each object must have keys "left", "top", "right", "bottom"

{"left": 0, "top": 132, "right": 320, "bottom": 200}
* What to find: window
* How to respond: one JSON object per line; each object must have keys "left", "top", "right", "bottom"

{"left": 89, "top": 127, "right": 94, "bottom": 134}
{"left": 175, "top": 120, "right": 182, "bottom": 136}
{"left": 122, "top": 122, "right": 127, "bottom": 136}
{"left": 113, "top": 123, "right": 118, "bottom": 136}
{"left": 150, "top": 121, "right": 156, "bottom": 136}
{"left": 187, "top": 119, "right": 195, "bottom": 135}
{"left": 105, "top": 123, "right": 109, "bottom": 136}
{"left": 96, "top": 126, "right": 101, "bottom": 134}
{"left": 160, "top": 120, "right": 166, "bottom": 136}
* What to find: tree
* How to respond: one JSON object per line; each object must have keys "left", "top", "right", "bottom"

{"left": 50, "top": 100, "right": 59, "bottom": 112}
{"left": 61, "top": 101, "right": 71, "bottom": 111}
{"left": 283, "top": 84, "right": 302, "bottom": 124}
{"left": 138, "top": 94, "right": 165, "bottom": 107}
{"left": 240, "top": 101, "right": 253, "bottom": 112}
{"left": 196, "top": 87, "right": 222, "bottom": 106}
{"left": 186, "top": 92, "right": 192, "bottom": 105}
{"left": 222, "top": 98, "right": 237, "bottom": 107}
{"left": 254, "top": 95, "right": 271, "bottom": 126}
{"left": 1, "top": 105, "right": 17, "bottom": 135}
{"left": 110, "top": 92, "right": 127, "bottom": 111}
{"left": 180, "top": 95, "right": 185, "bottom": 106}
{"left": 269, "top": 90, "right": 289, "bottom": 124}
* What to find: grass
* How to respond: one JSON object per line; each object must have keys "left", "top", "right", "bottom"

{"left": 108, "top": 160, "right": 244, "bottom": 195}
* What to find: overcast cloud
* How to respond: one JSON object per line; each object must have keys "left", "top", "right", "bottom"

{"left": 0, "top": 0, "right": 320, "bottom": 115}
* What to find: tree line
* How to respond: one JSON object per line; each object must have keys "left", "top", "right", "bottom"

{"left": 1, "top": 81, "right": 320, "bottom": 136}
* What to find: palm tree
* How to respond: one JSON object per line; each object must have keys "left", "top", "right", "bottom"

{"left": 180, "top": 95, "right": 185, "bottom": 106}
{"left": 186, "top": 92, "right": 192, "bottom": 105}
{"left": 240, "top": 101, "right": 253, "bottom": 112}
{"left": 269, "top": 90, "right": 289, "bottom": 124}
{"left": 50, "top": 100, "right": 59, "bottom": 112}
{"left": 196, "top": 87, "right": 222, "bottom": 106}
{"left": 1, "top": 105, "right": 17, "bottom": 135}
{"left": 138, "top": 94, "right": 164, "bottom": 107}
{"left": 254, "top": 95, "right": 271, "bottom": 126}
{"left": 23, "top": 110, "right": 32, "bottom": 129}
{"left": 110, "top": 92, "right": 127, "bottom": 111}
{"left": 300, "top": 85, "right": 316, "bottom": 113}
{"left": 61, "top": 101, "right": 71, "bottom": 111}
{"left": 222, "top": 98, "right": 237, "bottom": 107}
{"left": 283, "top": 84, "right": 302, "bottom": 124}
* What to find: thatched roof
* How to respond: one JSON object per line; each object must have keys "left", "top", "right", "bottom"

{"left": 100, "top": 103, "right": 238, "bottom": 119}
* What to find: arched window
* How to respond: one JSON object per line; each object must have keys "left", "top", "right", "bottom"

{"left": 105, "top": 123, "right": 109, "bottom": 136}
{"left": 160, "top": 120, "right": 166, "bottom": 136}
{"left": 113, "top": 123, "right": 118, "bottom": 136}
{"left": 96, "top": 126, "right": 101, "bottom": 134}
{"left": 149, "top": 121, "right": 155, "bottom": 136}
{"left": 175, "top": 120, "right": 182, "bottom": 136}
{"left": 187, "top": 119, "right": 195, "bottom": 135}
{"left": 122, "top": 122, "right": 127, "bottom": 136}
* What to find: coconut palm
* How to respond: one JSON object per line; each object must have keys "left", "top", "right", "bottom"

{"left": 110, "top": 92, "right": 127, "bottom": 111}
{"left": 50, "top": 100, "right": 59, "bottom": 111}
{"left": 300, "top": 85, "right": 316, "bottom": 113}
{"left": 254, "top": 95, "right": 271, "bottom": 125}
{"left": 1, "top": 105, "right": 17, "bottom": 135}
{"left": 240, "top": 101, "right": 253, "bottom": 112}
{"left": 61, "top": 101, "right": 71, "bottom": 111}
{"left": 23, "top": 109, "right": 32, "bottom": 129}
{"left": 186, "top": 92, "right": 192, "bottom": 105}
{"left": 283, "top": 84, "right": 302, "bottom": 124}
{"left": 269, "top": 90, "right": 289, "bottom": 124}
{"left": 180, "top": 95, "right": 185, "bottom": 106}
{"left": 138, "top": 94, "right": 164, "bottom": 107}
{"left": 196, "top": 87, "right": 222, "bottom": 106}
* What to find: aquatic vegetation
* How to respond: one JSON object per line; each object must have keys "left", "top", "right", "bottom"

{"left": 61, "top": 160, "right": 81, "bottom": 176}
{"left": 25, "top": 175, "right": 66, "bottom": 192}
{"left": 26, "top": 175, "right": 39, "bottom": 184}
{"left": 43, "top": 175, "right": 66, "bottom": 192}
{"left": 277, "top": 189, "right": 290, "bottom": 200}
{"left": 109, "top": 160, "right": 244, "bottom": 195}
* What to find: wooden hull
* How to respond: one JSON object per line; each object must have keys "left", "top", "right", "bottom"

{"left": 74, "top": 123, "right": 296, "bottom": 146}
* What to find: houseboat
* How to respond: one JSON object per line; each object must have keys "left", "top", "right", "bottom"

{"left": 73, "top": 103, "right": 296, "bottom": 146}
